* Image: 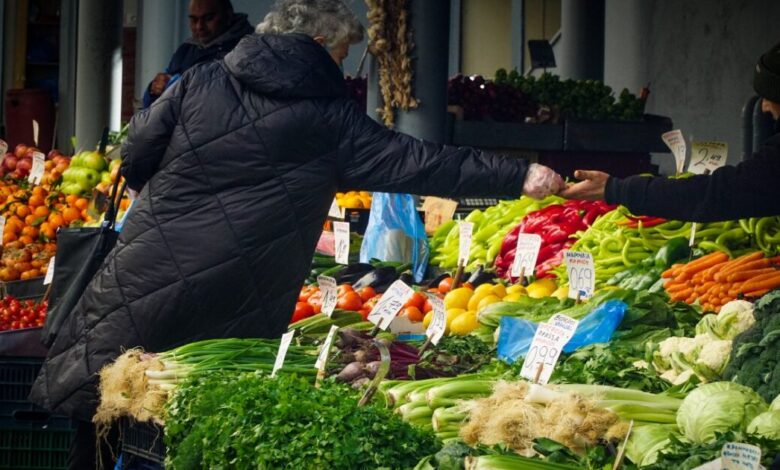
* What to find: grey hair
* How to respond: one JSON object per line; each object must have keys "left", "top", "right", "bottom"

{"left": 256, "top": 0, "right": 365, "bottom": 48}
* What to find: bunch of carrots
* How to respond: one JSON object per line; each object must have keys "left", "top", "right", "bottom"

{"left": 662, "top": 251, "right": 780, "bottom": 312}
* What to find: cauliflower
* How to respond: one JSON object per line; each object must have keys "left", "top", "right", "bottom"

{"left": 717, "top": 300, "right": 755, "bottom": 339}
{"left": 694, "top": 339, "right": 733, "bottom": 380}
{"left": 632, "top": 360, "right": 650, "bottom": 370}
{"left": 672, "top": 369, "right": 696, "bottom": 385}
{"left": 658, "top": 337, "right": 697, "bottom": 359}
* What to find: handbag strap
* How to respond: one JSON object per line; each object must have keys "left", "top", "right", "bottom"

{"left": 104, "top": 174, "right": 127, "bottom": 230}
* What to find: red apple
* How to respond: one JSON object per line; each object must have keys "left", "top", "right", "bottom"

{"left": 4, "top": 154, "right": 17, "bottom": 171}
{"left": 24, "top": 148, "right": 40, "bottom": 159}
{"left": 14, "top": 144, "right": 28, "bottom": 158}
{"left": 10, "top": 170, "right": 22, "bottom": 179}
{"left": 52, "top": 155, "right": 69, "bottom": 166}
{"left": 16, "top": 158, "right": 32, "bottom": 174}
{"left": 46, "top": 149, "right": 62, "bottom": 160}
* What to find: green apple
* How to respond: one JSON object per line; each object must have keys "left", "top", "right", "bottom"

{"left": 101, "top": 171, "right": 112, "bottom": 185}
{"left": 108, "top": 158, "right": 121, "bottom": 172}
{"left": 73, "top": 168, "right": 100, "bottom": 192}
{"left": 81, "top": 151, "right": 107, "bottom": 172}
{"left": 62, "top": 167, "right": 77, "bottom": 183}
{"left": 70, "top": 152, "right": 85, "bottom": 167}
{"left": 61, "top": 182, "right": 83, "bottom": 195}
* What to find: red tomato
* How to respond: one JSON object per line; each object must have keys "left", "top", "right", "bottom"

{"left": 404, "top": 292, "right": 426, "bottom": 310}
{"left": 357, "top": 286, "right": 376, "bottom": 302}
{"left": 291, "top": 302, "right": 315, "bottom": 323}
{"left": 363, "top": 294, "right": 381, "bottom": 311}
{"left": 358, "top": 308, "right": 371, "bottom": 320}
{"left": 337, "top": 291, "right": 363, "bottom": 311}
{"left": 299, "top": 285, "right": 318, "bottom": 302}
{"left": 438, "top": 276, "right": 454, "bottom": 294}
{"left": 337, "top": 284, "right": 354, "bottom": 297}
{"left": 308, "top": 291, "right": 323, "bottom": 314}
{"left": 402, "top": 306, "right": 425, "bottom": 322}
{"left": 422, "top": 298, "right": 433, "bottom": 313}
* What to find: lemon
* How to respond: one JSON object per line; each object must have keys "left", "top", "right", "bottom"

{"left": 445, "top": 308, "right": 467, "bottom": 332}
{"left": 490, "top": 284, "right": 507, "bottom": 299}
{"left": 444, "top": 288, "right": 473, "bottom": 310}
{"left": 449, "top": 311, "right": 479, "bottom": 335}
{"left": 423, "top": 311, "right": 434, "bottom": 328}
{"left": 526, "top": 278, "right": 557, "bottom": 298}
{"left": 506, "top": 284, "right": 527, "bottom": 295}
{"left": 503, "top": 292, "right": 524, "bottom": 302}
{"left": 533, "top": 278, "right": 558, "bottom": 291}
{"left": 473, "top": 283, "right": 494, "bottom": 297}
{"left": 477, "top": 294, "right": 501, "bottom": 311}
{"left": 552, "top": 285, "right": 568, "bottom": 300}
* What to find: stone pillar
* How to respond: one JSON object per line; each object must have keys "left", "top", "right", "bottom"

{"left": 558, "top": 0, "right": 604, "bottom": 81}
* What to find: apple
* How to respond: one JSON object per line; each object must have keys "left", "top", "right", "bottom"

{"left": 70, "top": 152, "right": 85, "bottom": 167}
{"left": 14, "top": 144, "right": 28, "bottom": 158}
{"left": 52, "top": 155, "right": 69, "bottom": 166}
{"left": 16, "top": 158, "right": 32, "bottom": 174}
{"left": 47, "top": 149, "right": 62, "bottom": 160}
{"left": 9, "top": 170, "right": 22, "bottom": 179}
{"left": 60, "top": 183, "right": 83, "bottom": 195}
{"left": 81, "top": 151, "right": 107, "bottom": 172}
{"left": 4, "top": 154, "right": 17, "bottom": 171}
{"left": 24, "top": 148, "right": 40, "bottom": 160}
{"left": 62, "top": 167, "right": 81, "bottom": 183}
{"left": 74, "top": 168, "right": 99, "bottom": 192}
{"left": 100, "top": 171, "right": 112, "bottom": 185}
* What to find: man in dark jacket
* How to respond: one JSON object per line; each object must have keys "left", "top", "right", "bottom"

{"left": 561, "top": 42, "right": 780, "bottom": 222}
{"left": 31, "top": 0, "right": 563, "bottom": 467}
{"left": 142, "top": 0, "right": 253, "bottom": 108}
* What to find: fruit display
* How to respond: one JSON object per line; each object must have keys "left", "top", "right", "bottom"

{"left": 335, "top": 191, "right": 372, "bottom": 209}
{"left": 0, "top": 296, "right": 48, "bottom": 331}
{"left": 61, "top": 149, "right": 116, "bottom": 195}
{"left": 2, "top": 144, "right": 70, "bottom": 183}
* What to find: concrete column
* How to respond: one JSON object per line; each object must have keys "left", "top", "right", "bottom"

{"left": 395, "top": 0, "right": 450, "bottom": 142}
{"left": 558, "top": 0, "right": 604, "bottom": 81}
{"left": 56, "top": 0, "right": 79, "bottom": 151}
{"left": 135, "top": 0, "right": 181, "bottom": 103}
{"left": 603, "top": 0, "right": 648, "bottom": 95}
{"left": 75, "top": 0, "right": 123, "bottom": 150}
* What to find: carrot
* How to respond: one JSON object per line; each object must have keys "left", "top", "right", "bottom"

{"left": 695, "top": 281, "right": 715, "bottom": 295}
{"left": 726, "top": 268, "right": 777, "bottom": 283}
{"left": 741, "top": 272, "right": 780, "bottom": 293}
{"left": 685, "top": 294, "right": 698, "bottom": 304}
{"left": 720, "top": 284, "right": 730, "bottom": 295}
{"left": 714, "top": 252, "right": 765, "bottom": 281}
{"left": 745, "top": 288, "right": 771, "bottom": 298}
{"left": 704, "top": 261, "right": 730, "bottom": 280}
{"left": 682, "top": 252, "right": 729, "bottom": 275}
{"left": 670, "top": 288, "right": 694, "bottom": 302}
{"left": 769, "top": 255, "right": 780, "bottom": 264}
{"left": 665, "top": 283, "right": 689, "bottom": 294}
{"left": 726, "top": 259, "right": 771, "bottom": 274}
{"left": 662, "top": 264, "right": 684, "bottom": 278}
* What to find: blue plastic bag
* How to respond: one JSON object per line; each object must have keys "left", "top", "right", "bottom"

{"left": 497, "top": 300, "right": 627, "bottom": 364}
{"left": 360, "top": 193, "right": 429, "bottom": 282}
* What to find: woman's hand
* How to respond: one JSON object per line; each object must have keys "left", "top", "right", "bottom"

{"left": 559, "top": 170, "right": 610, "bottom": 200}
{"left": 522, "top": 163, "right": 566, "bottom": 199}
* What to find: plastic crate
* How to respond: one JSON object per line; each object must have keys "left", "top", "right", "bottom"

{"left": 0, "top": 428, "right": 72, "bottom": 469}
{"left": 0, "top": 358, "right": 74, "bottom": 431}
{"left": 119, "top": 419, "right": 165, "bottom": 464}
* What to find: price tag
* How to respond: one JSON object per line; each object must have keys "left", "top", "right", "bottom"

{"left": 564, "top": 251, "right": 595, "bottom": 299}
{"left": 367, "top": 280, "right": 413, "bottom": 330}
{"left": 28, "top": 152, "right": 45, "bottom": 185}
{"left": 547, "top": 313, "right": 579, "bottom": 336}
{"left": 43, "top": 257, "right": 55, "bottom": 285}
{"left": 689, "top": 141, "right": 728, "bottom": 175}
{"left": 317, "top": 275, "right": 338, "bottom": 318}
{"left": 0, "top": 216, "right": 5, "bottom": 244}
{"left": 271, "top": 330, "right": 295, "bottom": 378}
{"left": 510, "top": 233, "right": 542, "bottom": 278}
{"left": 458, "top": 221, "right": 474, "bottom": 265}
{"left": 689, "top": 223, "right": 697, "bottom": 247}
{"left": 328, "top": 198, "right": 345, "bottom": 219}
{"left": 662, "top": 130, "right": 687, "bottom": 175}
{"left": 32, "top": 120, "right": 40, "bottom": 147}
{"left": 424, "top": 295, "right": 447, "bottom": 345}
{"left": 0, "top": 140, "right": 7, "bottom": 167}
{"left": 721, "top": 442, "right": 762, "bottom": 470}
{"left": 314, "top": 325, "right": 339, "bottom": 371}
{"left": 520, "top": 322, "right": 572, "bottom": 384}
{"left": 333, "top": 221, "right": 350, "bottom": 265}
{"left": 422, "top": 197, "right": 458, "bottom": 234}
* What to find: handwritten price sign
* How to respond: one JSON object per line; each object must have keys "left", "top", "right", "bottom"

{"left": 565, "top": 251, "right": 595, "bottom": 299}
{"left": 689, "top": 141, "right": 727, "bottom": 175}
{"left": 333, "top": 221, "right": 350, "bottom": 265}
{"left": 367, "top": 280, "right": 413, "bottom": 330}
{"left": 510, "top": 233, "right": 542, "bottom": 278}
{"left": 520, "top": 317, "right": 577, "bottom": 384}
{"left": 317, "top": 275, "right": 338, "bottom": 318}
{"left": 424, "top": 295, "right": 447, "bottom": 346}
{"left": 662, "top": 130, "right": 686, "bottom": 175}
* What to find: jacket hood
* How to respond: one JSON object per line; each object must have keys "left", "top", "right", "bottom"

{"left": 186, "top": 13, "right": 254, "bottom": 48}
{"left": 224, "top": 33, "right": 347, "bottom": 99}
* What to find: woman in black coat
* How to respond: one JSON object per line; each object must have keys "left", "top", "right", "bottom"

{"left": 31, "top": 1, "right": 563, "bottom": 467}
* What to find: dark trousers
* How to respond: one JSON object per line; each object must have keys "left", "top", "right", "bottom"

{"left": 69, "top": 420, "right": 119, "bottom": 470}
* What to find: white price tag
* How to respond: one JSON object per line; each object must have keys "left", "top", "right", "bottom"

{"left": 28, "top": 151, "right": 45, "bottom": 185}
{"left": 0, "top": 216, "right": 5, "bottom": 244}
{"left": 689, "top": 141, "right": 728, "bottom": 175}
{"left": 721, "top": 442, "right": 762, "bottom": 470}
{"left": 314, "top": 325, "right": 339, "bottom": 371}
{"left": 43, "top": 257, "right": 55, "bottom": 285}
{"left": 271, "top": 331, "right": 295, "bottom": 378}
{"left": 32, "top": 120, "right": 40, "bottom": 147}
{"left": 422, "top": 197, "right": 458, "bottom": 234}
{"left": 520, "top": 322, "right": 573, "bottom": 384}
{"left": 565, "top": 251, "right": 595, "bottom": 299}
{"left": 367, "top": 280, "right": 413, "bottom": 330}
{"left": 547, "top": 313, "right": 579, "bottom": 338}
{"left": 333, "top": 221, "right": 350, "bottom": 265}
{"left": 317, "top": 275, "right": 338, "bottom": 318}
{"left": 689, "top": 223, "right": 698, "bottom": 247}
{"left": 662, "top": 130, "right": 687, "bottom": 175}
{"left": 510, "top": 233, "right": 542, "bottom": 278}
{"left": 328, "top": 198, "right": 345, "bottom": 219}
{"left": 458, "top": 221, "right": 474, "bottom": 265}
{"left": 425, "top": 295, "right": 447, "bottom": 345}
{"left": 0, "top": 140, "right": 7, "bottom": 166}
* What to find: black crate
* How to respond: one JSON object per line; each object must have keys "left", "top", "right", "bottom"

{"left": 4, "top": 277, "right": 46, "bottom": 301}
{"left": 0, "top": 358, "right": 74, "bottom": 431}
{"left": 452, "top": 120, "right": 564, "bottom": 150}
{"left": 0, "top": 328, "right": 49, "bottom": 358}
{"left": 120, "top": 419, "right": 165, "bottom": 465}
{"left": 0, "top": 428, "right": 72, "bottom": 470}
{"left": 563, "top": 114, "right": 674, "bottom": 153}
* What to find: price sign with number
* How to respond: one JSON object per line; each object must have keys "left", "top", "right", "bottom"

{"left": 689, "top": 223, "right": 698, "bottom": 247}
{"left": 689, "top": 141, "right": 728, "bottom": 175}
{"left": 547, "top": 313, "right": 579, "bottom": 337}
{"left": 271, "top": 331, "right": 295, "bottom": 378}
{"left": 458, "top": 221, "right": 474, "bottom": 265}
{"left": 317, "top": 275, "right": 338, "bottom": 318}
{"left": 328, "top": 198, "right": 345, "bottom": 219}
{"left": 367, "top": 280, "right": 413, "bottom": 330}
{"left": 28, "top": 152, "right": 45, "bottom": 185}
{"left": 0, "top": 140, "right": 7, "bottom": 167}
{"left": 43, "top": 257, "right": 55, "bottom": 285}
{"left": 422, "top": 197, "right": 458, "bottom": 234}
{"left": 520, "top": 322, "right": 573, "bottom": 384}
{"left": 333, "top": 221, "right": 350, "bottom": 265}
{"left": 510, "top": 233, "right": 542, "bottom": 278}
{"left": 0, "top": 216, "right": 5, "bottom": 243}
{"left": 721, "top": 442, "right": 762, "bottom": 470}
{"left": 315, "top": 325, "right": 339, "bottom": 371}
{"left": 424, "top": 295, "right": 447, "bottom": 345}
{"left": 565, "top": 251, "right": 595, "bottom": 299}
{"left": 662, "top": 130, "right": 687, "bottom": 175}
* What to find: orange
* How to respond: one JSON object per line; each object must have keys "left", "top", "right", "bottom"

{"left": 33, "top": 206, "right": 49, "bottom": 218}
{"left": 75, "top": 198, "right": 88, "bottom": 211}
{"left": 65, "top": 194, "right": 78, "bottom": 206}
{"left": 42, "top": 225, "right": 56, "bottom": 240}
{"left": 120, "top": 199, "right": 130, "bottom": 210}
{"left": 48, "top": 213, "right": 64, "bottom": 229}
{"left": 31, "top": 186, "right": 47, "bottom": 198}
{"left": 21, "top": 226, "right": 39, "bottom": 239}
{"left": 2, "top": 233, "right": 16, "bottom": 244}
{"left": 24, "top": 214, "right": 36, "bottom": 226}
{"left": 81, "top": 209, "right": 88, "bottom": 220}
{"left": 44, "top": 161, "right": 54, "bottom": 171}
{"left": 28, "top": 195, "right": 44, "bottom": 207}
{"left": 18, "top": 235, "right": 34, "bottom": 245}
{"left": 62, "top": 207, "right": 80, "bottom": 224}
{"left": 15, "top": 205, "right": 30, "bottom": 218}
{"left": 44, "top": 242, "right": 57, "bottom": 252}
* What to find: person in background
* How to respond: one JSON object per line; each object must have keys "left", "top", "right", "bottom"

{"left": 561, "top": 42, "right": 780, "bottom": 222}
{"left": 142, "top": 0, "right": 253, "bottom": 108}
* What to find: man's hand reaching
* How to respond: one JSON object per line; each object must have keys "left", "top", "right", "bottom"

{"left": 559, "top": 170, "right": 610, "bottom": 200}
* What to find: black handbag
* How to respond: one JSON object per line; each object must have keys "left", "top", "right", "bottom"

{"left": 40, "top": 177, "right": 127, "bottom": 347}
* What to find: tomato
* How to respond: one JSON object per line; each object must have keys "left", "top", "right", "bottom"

{"left": 402, "top": 306, "right": 425, "bottom": 322}
{"left": 298, "top": 285, "right": 318, "bottom": 303}
{"left": 337, "top": 284, "right": 354, "bottom": 297}
{"left": 422, "top": 298, "right": 433, "bottom": 313}
{"left": 308, "top": 291, "right": 323, "bottom": 314}
{"left": 363, "top": 294, "right": 381, "bottom": 311}
{"left": 357, "top": 286, "right": 376, "bottom": 302}
{"left": 404, "top": 292, "right": 426, "bottom": 310}
{"left": 358, "top": 308, "right": 371, "bottom": 321}
{"left": 438, "top": 276, "right": 454, "bottom": 294}
{"left": 290, "top": 302, "right": 315, "bottom": 323}
{"left": 337, "top": 291, "right": 363, "bottom": 311}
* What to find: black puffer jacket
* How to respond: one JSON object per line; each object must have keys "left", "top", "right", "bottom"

{"left": 30, "top": 33, "right": 529, "bottom": 420}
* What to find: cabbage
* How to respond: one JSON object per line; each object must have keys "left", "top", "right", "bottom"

{"left": 676, "top": 381, "right": 768, "bottom": 443}
{"left": 747, "top": 410, "right": 780, "bottom": 441}
{"left": 625, "top": 424, "right": 679, "bottom": 467}
{"left": 772, "top": 394, "right": 780, "bottom": 411}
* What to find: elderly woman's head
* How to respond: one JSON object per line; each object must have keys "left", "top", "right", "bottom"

{"left": 257, "top": 0, "right": 364, "bottom": 65}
